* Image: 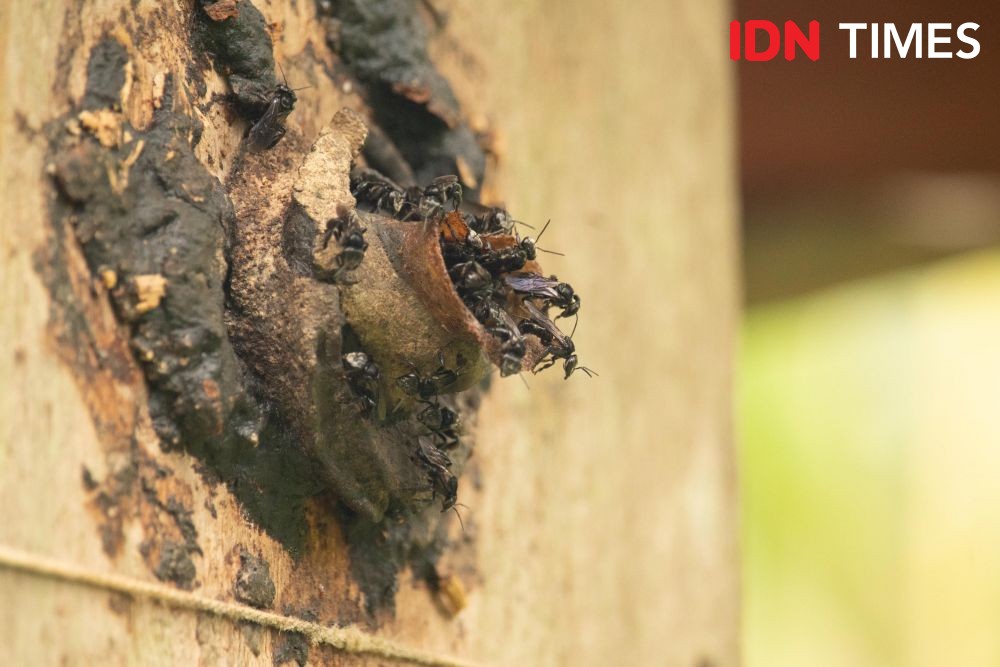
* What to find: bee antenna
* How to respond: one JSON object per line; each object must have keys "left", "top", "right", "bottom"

{"left": 578, "top": 366, "right": 598, "bottom": 378}
{"left": 535, "top": 219, "right": 552, "bottom": 242}
{"left": 569, "top": 316, "right": 579, "bottom": 339}
{"left": 537, "top": 247, "right": 565, "bottom": 256}
{"left": 448, "top": 505, "right": 466, "bottom": 532}
{"left": 277, "top": 61, "right": 289, "bottom": 86}
{"left": 514, "top": 219, "right": 535, "bottom": 229}
{"left": 517, "top": 373, "right": 531, "bottom": 390}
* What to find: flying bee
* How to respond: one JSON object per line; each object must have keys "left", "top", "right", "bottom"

{"left": 342, "top": 351, "right": 380, "bottom": 413}
{"left": 519, "top": 300, "right": 596, "bottom": 379}
{"left": 502, "top": 272, "right": 581, "bottom": 320}
{"left": 323, "top": 210, "right": 368, "bottom": 282}
{"left": 396, "top": 351, "right": 462, "bottom": 400}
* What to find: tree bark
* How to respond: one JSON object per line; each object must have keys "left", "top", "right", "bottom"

{"left": 0, "top": 0, "right": 738, "bottom": 665}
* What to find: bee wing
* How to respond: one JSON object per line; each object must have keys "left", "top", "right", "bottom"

{"left": 521, "top": 299, "right": 567, "bottom": 344}
{"left": 418, "top": 439, "right": 454, "bottom": 469}
{"left": 245, "top": 97, "right": 288, "bottom": 152}
{"left": 503, "top": 272, "right": 560, "bottom": 299}
{"left": 495, "top": 306, "right": 522, "bottom": 335}
{"left": 396, "top": 373, "right": 420, "bottom": 395}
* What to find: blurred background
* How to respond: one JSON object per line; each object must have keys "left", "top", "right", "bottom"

{"left": 736, "top": 1, "right": 1000, "bottom": 665}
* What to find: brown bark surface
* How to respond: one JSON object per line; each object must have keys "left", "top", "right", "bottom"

{"left": 0, "top": 0, "right": 738, "bottom": 665}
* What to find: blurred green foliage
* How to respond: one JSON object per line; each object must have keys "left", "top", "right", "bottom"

{"left": 741, "top": 249, "right": 1000, "bottom": 667}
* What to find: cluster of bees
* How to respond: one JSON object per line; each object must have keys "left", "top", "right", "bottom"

{"left": 350, "top": 168, "right": 593, "bottom": 380}
{"left": 335, "top": 169, "right": 593, "bottom": 518}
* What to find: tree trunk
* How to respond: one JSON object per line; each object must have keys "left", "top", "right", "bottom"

{"left": 0, "top": 0, "right": 738, "bottom": 665}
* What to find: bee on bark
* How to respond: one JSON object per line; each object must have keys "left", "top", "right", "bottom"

{"left": 323, "top": 211, "right": 368, "bottom": 282}
{"left": 342, "top": 351, "right": 380, "bottom": 413}
{"left": 353, "top": 171, "right": 462, "bottom": 223}
{"left": 396, "top": 351, "right": 461, "bottom": 399}
{"left": 245, "top": 65, "right": 307, "bottom": 152}
{"left": 417, "top": 401, "right": 461, "bottom": 449}
{"left": 413, "top": 438, "right": 459, "bottom": 512}
{"left": 245, "top": 83, "right": 297, "bottom": 152}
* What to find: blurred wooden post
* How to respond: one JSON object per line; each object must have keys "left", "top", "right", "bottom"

{"left": 0, "top": 0, "right": 738, "bottom": 664}
{"left": 423, "top": 2, "right": 741, "bottom": 664}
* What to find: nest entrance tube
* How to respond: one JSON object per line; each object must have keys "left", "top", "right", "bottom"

{"left": 337, "top": 213, "right": 494, "bottom": 420}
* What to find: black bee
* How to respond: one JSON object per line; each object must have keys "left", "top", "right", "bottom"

{"left": 489, "top": 325, "right": 527, "bottom": 377}
{"left": 468, "top": 206, "right": 516, "bottom": 234}
{"left": 353, "top": 172, "right": 462, "bottom": 223}
{"left": 476, "top": 243, "right": 528, "bottom": 274}
{"left": 460, "top": 299, "right": 526, "bottom": 376}
{"left": 465, "top": 293, "right": 510, "bottom": 328}
{"left": 396, "top": 351, "right": 461, "bottom": 399}
{"left": 440, "top": 217, "right": 484, "bottom": 268}
{"left": 245, "top": 83, "right": 297, "bottom": 152}
{"left": 418, "top": 401, "right": 460, "bottom": 448}
{"left": 351, "top": 168, "right": 410, "bottom": 217}
{"left": 519, "top": 301, "right": 596, "bottom": 379}
{"left": 343, "top": 351, "right": 380, "bottom": 412}
{"left": 515, "top": 218, "right": 563, "bottom": 261}
{"left": 502, "top": 272, "right": 581, "bottom": 320}
{"left": 476, "top": 219, "right": 561, "bottom": 274}
{"left": 395, "top": 175, "right": 462, "bottom": 222}
{"left": 414, "top": 438, "right": 459, "bottom": 512}
{"left": 460, "top": 200, "right": 536, "bottom": 235}
{"left": 449, "top": 260, "right": 493, "bottom": 297}
{"left": 420, "top": 175, "right": 462, "bottom": 218}
{"left": 323, "top": 211, "right": 368, "bottom": 282}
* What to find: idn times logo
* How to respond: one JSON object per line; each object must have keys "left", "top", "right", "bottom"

{"left": 730, "top": 21, "right": 981, "bottom": 61}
